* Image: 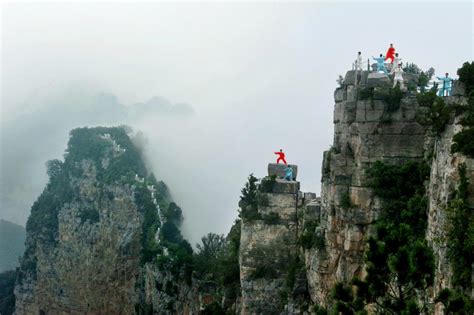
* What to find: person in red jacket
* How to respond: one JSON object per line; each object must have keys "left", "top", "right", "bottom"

{"left": 275, "top": 149, "right": 287, "bottom": 164}
{"left": 385, "top": 43, "right": 395, "bottom": 63}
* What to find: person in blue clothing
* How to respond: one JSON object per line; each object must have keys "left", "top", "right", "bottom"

{"left": 372, "top": 54, "right": 388, "bottom": 74}
{"left": 284, "top": 165, "right": 294, "bottom": 181}
{"left": 436, "top": 73, "right": 454, "bottom": 97}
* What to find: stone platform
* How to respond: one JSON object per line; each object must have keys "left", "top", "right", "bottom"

{"left": 272, "top": 179, "right": 300, "bottom": 194}
{"left": 268, "top": 163, "right": 298, "bottom": 180}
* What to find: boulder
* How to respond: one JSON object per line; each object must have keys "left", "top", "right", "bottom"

{"left": 268, "top": 163, "right": 298, "bottom": 180}
{"left": 272, "top": 179, "right": 300, "bottom": 194}
{"left": 344, "top": 70, "right": 357, "bottom": 86}
{"left": 344, "top": 70, "right": 370, "bottom": 87}
{"left": 366, "top": 72, "right": 391, "bottom": 88}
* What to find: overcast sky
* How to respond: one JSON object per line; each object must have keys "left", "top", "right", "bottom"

{"left": 1, "top": 1, "right": 472, "bottom": 243}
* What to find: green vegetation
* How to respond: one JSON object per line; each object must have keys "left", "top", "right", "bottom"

{"left": 239, "top": 174, "right": 261, "bottom": 221}
{"left": 451, "top": 87, "right": 474, "bottom": 156}
{"left": 435, "top": 288, "right": 474, "bottom": 314}
{"left": 340, "top": 191, "right": 352, "bottom": 210}
{"left": 379, "top": 85, "right": 404, "bottom": 112}
{"left": 78, "top": 208, "right": 100, "bottom": 224}
{"left": 65, "top": 127, "right": 148, "bottom": 183}
{"left": 416, "top": 91, "right": 451, "bottom": 135}
{"left": 0, "top": 270, "right": 15, "bottom": 315}
{"left": 312, "top": 305, "right": 329, "bottom": 315}
{"left": 457, "top": 61, "right": 474, "bottom": 95}
{"left": 444, "top": 164, "right": 474, "bottom": 293}
{"left": 331, "top": 160, "right": 434, "bottom": 314}
{"left": 358, "top": 86, "right": 403, "bottom": 112}
{"left": 134, "top": 183, "right": 161, "bottom": 263}
{"left": 262, "top": 212, "right": 280, "bottom": 225}
{"left": 285, "top": 256, "right": 304, "bottom": 292}
{"left": 259, "top": 175, "right": 276, "bottom": 193}
{"left": 249, "top": 265, "right": 279, "bottom": 280}
{"left": 450, "top": 62, "right": 474, "bottom": 156}
{"left": 298, "top": 219, "right": 321, "bottom": 250}
{"left": 358, "top": 87, "right": 374, "bottom": 101}
{"left": 402, "top": 63, "right": 435, "bottom": 93}
{"left": 402, "top": 62, "right": 422, "bottom": 74}
{"left": 452, "top": 128, "right": 474, "bottom": 156}
{"left": 239, "top": 174, "right": 280, "bottom": 222}
{"left": 193, "top": 221, "right": 242, "bottom": 310}
{"left": 161, "top": 202, "right": 183, "bottom": 225}
{"left": 418, "top": 67, "right": 435, "bottom": 93}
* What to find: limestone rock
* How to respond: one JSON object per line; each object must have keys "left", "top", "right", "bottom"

{"left": 366, "top": 72, "right": 391, "bottom": 88}
{"left": 268, "top": 163, "right": 298, "bottom": 180}
{"left": 306, "top": 69, "right": 431, "bottom": 307}
{"left": 272, "top": 179, "right": 300, "bottom": 194}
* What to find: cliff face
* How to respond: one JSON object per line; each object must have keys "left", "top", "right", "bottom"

{"left": 14, "top": 127, "right": 198, "bottom": 314}
{"left": 238, "top": 168, "right": 314, "bottom": 314}
{"left": 425, "top": 94, "right": 474, "bottom": 312}
{"left": 304, "top": 70, "right": 473, "bottom": 310}
{"left": 306, "top": 70, "right": 429, "bottom": 305}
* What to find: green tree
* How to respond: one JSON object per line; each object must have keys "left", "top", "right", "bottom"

{"left": 451, "top": 92, "right": 474, "bottom": 156}
{"left": 239, "top": 174, "right": 261, "bottom": 221}
{"left": 445, "top": 164, "right": 474, "bottom": 290}
{"left": 333, "top": 161, "right": 435, "bottom": 314}
{"left": 457, "top": 61, "right": 474, "bottom": 95}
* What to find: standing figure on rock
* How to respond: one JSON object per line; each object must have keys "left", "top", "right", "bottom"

{"left": 355, "top": 51, "right": 364, "bottom": 71}
{"left": 392, "top": 63, "right": 405, "bottom": 88}
{"left": 275, "top": 149, "right": 287, "bottom": 164}
{"left": 284, "top": 165, "right": 293, "bottom": 181}
{"left": 385, "top": 43, "right": 396, "bottom": 63}
{"left": 436, "top": 73, "right": 454, "bottom": 97}
{"left": 373, "top": 54, "right": 388, "bottom": 74}
{"left": 393, "top": 53, "right": 402, "bottom": 68}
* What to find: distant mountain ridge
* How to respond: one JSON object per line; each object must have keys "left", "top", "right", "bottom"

{"left": 0, "top": 219, "right": 25, "bottom": 272}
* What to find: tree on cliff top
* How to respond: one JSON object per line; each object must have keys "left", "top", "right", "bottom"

{"left": 457, "top": 61, "right": 474, "bottom": 95}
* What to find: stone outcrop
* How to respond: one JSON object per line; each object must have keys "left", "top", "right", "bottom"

{"left": 307, "top": 70, "right": 472, "bottom": 312}
{"left": 425, "top": 96, "right": 474, "bottom": 313}
{"left": 15, "top": 160, "right": 143, "bottom": 315}
{"left": 239, "top": 166, "right": 311, "bottom": 314}
{"left": 13, "top": 127, "right": 199, "bottom": 314}
{"left": 268, "top": 163, "right": 298, "bottom": 180}
{"left": 306, "top": 70, "right": 429, "bottom": 305}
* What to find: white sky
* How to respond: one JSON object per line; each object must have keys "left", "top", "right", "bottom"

{"left": 1, "top": 1, "right": 472, "bottom": 243}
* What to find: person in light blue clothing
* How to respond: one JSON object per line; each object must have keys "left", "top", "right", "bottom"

{"left": 284, "top": 165, "right": 294, "bottom": 181}
{"left": 372, "top": 54, "right": 388, "bottom": 74}
{"left": 436, "top": 73, "right": 454, "bottom": 97}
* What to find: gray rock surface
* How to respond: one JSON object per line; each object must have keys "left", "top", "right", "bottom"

{"left": 307, "top": 69, "right": 430, "bottom": 307}
{"left": 268, "top": 163, "right": 298, "bottom": 180}
{"left": 239, "top": 170, "right": 313, "bottom": 314}
{"left": 366, "top": 72, "right": 391, "bottom": 88}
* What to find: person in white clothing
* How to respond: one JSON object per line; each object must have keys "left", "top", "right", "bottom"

{"left": 392, "top": 53, "right": 402, "bottom": 68}
{"left": 355, "top": 51, "right": 364, "bottom": 71}
{"left": 392, "top": 63, "right": 404, "bottom": 88}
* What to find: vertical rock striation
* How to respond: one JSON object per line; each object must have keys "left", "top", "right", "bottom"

{"left": 14, "top": 127, "right": 198, "bottom": 314}
{"left": 306, "top": 70, "right": 429, "bottom": 305}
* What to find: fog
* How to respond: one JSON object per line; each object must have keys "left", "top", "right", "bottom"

{"left": 1, "top": 1, "right": 472, "bottom": 243}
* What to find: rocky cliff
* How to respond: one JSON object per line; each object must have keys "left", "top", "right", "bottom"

{"left": 9, "top": 66, "right": 474, "bottom": 314}
{"left": 303, "top": 70, "right": 473, "bottom": 312}
{"left": 305, "top": 70, "right": 429, "bottom": 305}
{"left": 14, "top": 127, "right": 198, "bottom": 314}
{"left": 238, "top": 167, "right": 315, "bottom": 314}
